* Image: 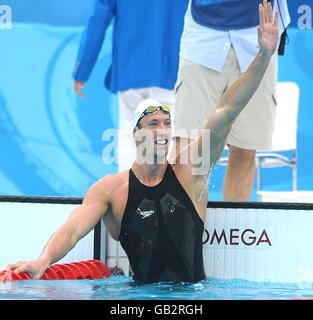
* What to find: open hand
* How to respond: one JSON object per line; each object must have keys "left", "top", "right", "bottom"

{"left": 258, "top": 0, "right": 279, "bottom": 58}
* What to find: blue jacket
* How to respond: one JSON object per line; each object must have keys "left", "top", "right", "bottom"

{"left": 73, "top": 0, "right": 189, "bottom": 93}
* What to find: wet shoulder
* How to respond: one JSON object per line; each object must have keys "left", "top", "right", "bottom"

{"left": 96, "top": 170, "right": 129, "bottom": 197}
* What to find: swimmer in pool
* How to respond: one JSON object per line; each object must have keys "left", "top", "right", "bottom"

{"left": 6, "top": 1, "right": 278, "bottom": 283}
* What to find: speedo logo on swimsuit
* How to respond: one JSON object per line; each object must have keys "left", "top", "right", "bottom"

{"left": 136, "top": 208, "right": 155, "bottom": 219}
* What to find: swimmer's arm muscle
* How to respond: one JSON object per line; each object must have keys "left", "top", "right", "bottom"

{"left": 6, "top": 177, "right": 113, "bottom": 279}
{"left": 38, "top": 178, "right": 111, "bottom": 267}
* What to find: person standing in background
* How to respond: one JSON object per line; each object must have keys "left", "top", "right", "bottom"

{"left": 73, "top": 0, "right": 189, "bottom": 172}
{"left": 172, "top": 0, "right": 290, "bottom": 201}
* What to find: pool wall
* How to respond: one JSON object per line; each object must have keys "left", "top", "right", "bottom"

{"left": 1, "top": 196, "right": 313, "bottom": 283}
{"left": 0, "top": 196, "right": 100, "bottom": 270}
{"left": 204, "top": 202, "right": 313, "bottom": 283}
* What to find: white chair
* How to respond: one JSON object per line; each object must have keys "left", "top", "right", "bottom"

{"left": 217, "top": 82, "right": 300, "bottom": 193}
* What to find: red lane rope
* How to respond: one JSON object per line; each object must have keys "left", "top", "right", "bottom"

{"left": 0, "top": 260, "right": 111, "bottom": 283}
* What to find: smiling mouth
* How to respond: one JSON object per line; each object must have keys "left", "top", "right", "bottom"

{"left": 154, "top": 138, "right": 168, "bottom": 145}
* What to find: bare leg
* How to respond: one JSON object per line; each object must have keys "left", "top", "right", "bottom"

{"left": 223, "top": 145, "right": 256, "bottom": 201}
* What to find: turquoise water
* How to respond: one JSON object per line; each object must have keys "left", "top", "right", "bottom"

{"left": 1, "top": 276, "right": 313, "bottom": 300}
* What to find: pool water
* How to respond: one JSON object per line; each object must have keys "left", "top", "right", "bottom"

{"left": 1, "top": 276, "right": 313, "bottom": 300}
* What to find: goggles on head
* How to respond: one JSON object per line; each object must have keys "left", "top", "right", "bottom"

{"left": 139, "top": 105, "right": 171, "bottom": 121}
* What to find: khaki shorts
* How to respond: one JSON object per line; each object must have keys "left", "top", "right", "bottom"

{"left": 173, "top": 47, "right": 278, "bottom": 150}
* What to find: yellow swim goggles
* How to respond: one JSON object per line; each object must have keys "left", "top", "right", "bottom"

{"left": 139, "top": 105, "right": 171, "bottom": 121}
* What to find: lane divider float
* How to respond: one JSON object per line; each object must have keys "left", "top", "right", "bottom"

{"left": 0, "top": 259, "right": 111, "bottom": 283}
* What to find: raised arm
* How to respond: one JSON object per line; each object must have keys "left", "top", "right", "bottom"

{"left": 193, "top": 0, "right": 279, "bottom": 172}
{"left": 6, "top": 177, "right": 113, "bottom": 279}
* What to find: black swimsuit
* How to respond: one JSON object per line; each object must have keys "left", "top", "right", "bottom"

{"left": 119, "top": 164, "right": 206, "bottom": 283}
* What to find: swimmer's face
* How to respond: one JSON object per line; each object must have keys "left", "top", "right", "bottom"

{"left": 134, "top": 111, "right": 172, "bottom": 161}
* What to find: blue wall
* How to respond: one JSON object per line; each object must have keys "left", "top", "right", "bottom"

{"left": 0, "top": 24, "right": 118, "bottom": 196}
{"left": 0, "top": 1, "right": 312, "bottom": 199}
{"left": 4, "top": 0, "right": 311, "bottom": 28}
{"left": 3, "top": 0, "right": 93, "bottom": 26}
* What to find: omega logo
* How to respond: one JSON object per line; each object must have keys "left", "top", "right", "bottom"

{"left": 203, "top": 228, "right": 272, "bottom": 246}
